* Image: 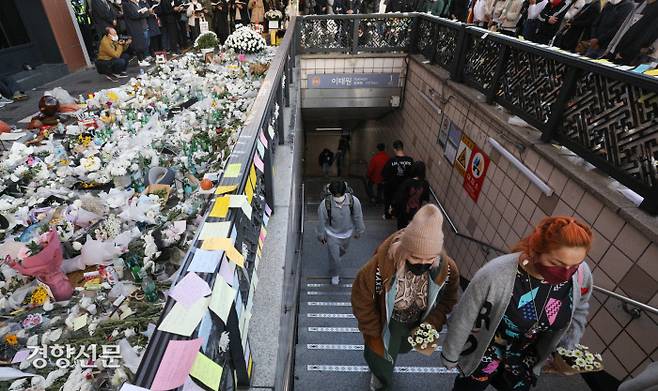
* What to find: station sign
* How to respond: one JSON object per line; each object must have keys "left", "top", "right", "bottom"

{"left": 307, "top": 73, "right": 400, "bottom": 89}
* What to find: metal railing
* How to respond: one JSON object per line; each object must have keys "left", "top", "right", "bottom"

{"left": 296, "top": 13, "right": 658, "bottom": 215}
{"left": 428, "top": 186, "right": 658, "bottom": 317}
{"left": 134, "top": 16, "right": 296, "bottom": 390}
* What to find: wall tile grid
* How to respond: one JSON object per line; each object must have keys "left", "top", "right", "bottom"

{"left": 376, "top": 58, "right": 658, "bottom": 380}
{"left": 299, "top": 56, "right": 406, "bottom": 87}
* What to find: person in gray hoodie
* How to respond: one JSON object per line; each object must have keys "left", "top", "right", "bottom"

{"left": 317, "top": 181, "right": 365, "bottom": 285}
{"left": 441, "top": 216, "right": 594, "bottom": 391}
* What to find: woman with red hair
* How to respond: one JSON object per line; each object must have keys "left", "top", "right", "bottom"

{"left": 441, "top": 216, "right": 594, "bottom": 391}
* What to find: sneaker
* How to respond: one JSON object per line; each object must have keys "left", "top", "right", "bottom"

{"left": 138, "top": 60, "right": 151, "bottom": 67}
{"left": 112, "top": 73, "right": 128, "bottom": 79}
{"left": 119, "top": 71, "right": 128, "bottom": 76}
{"left": 369, "top": 374, "right": 383, "bottom": 391}
{"left": 331, "top": 275, "right": 340, "bottom": 285}
{"left": 104, "top": 74, "right": 117, "bottom": 82}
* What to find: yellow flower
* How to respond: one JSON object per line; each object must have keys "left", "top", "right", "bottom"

{"left": 5, "top": 334, "right": 18, "bottom": 346}
{"left": 30, "top": 286, "right": 49, "bottom": 306}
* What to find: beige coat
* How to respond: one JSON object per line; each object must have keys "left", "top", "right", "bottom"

{"left": 249, "top": 0, "right": 265, "bottom": 23}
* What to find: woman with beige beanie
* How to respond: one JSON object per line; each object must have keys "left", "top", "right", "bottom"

{"left": 352, "top": 204, "right": 460, "bottom": 391}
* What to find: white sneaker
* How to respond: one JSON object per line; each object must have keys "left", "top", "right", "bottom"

{"left": 138, "top": 60, "right": 151, "bottom": 67}
{"left": 370, "top": 373, "right": 383, "bottom": 391}
{"left": 331, "top": 275, "right": 340, "bottom": 285}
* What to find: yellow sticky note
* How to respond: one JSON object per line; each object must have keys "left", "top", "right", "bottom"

{"left": 215, "top": 185, "right": 238, "bottom": 195}
{"left": 201, "top": 238, "right": 245, "bottom": 267}
{"left": 224, "top": 163, "right": 242, "bottom": 178}
{"left": 245, "top": 177, "right": 255, "bottom": 205}
{"left": 209, "top": 197, "right": 230, "bottom": 218}
{"left": 209, "top": 275, "right": 235, "bottom": 323}
{"left": 645, "top": 69, "right": 658, "bottom": 76}
{"left": 158, "top": 297, "right": 210, "bottom": 337}
{"left": 190, "top": 352, "right": 223, "bottom": 391}
{"left": 199, "top": 222, "right": 231, "bottom": 240}
{"left": 73, "top": 314, "right": 88, "bottom": 331}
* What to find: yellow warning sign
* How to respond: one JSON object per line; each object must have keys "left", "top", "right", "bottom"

{"left": 454, "top": 134, "right": 475, "bottom": 177}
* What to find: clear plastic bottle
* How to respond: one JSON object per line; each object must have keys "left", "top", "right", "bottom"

{"left": 139, "top": 270, "right": 158, "bottom": 302}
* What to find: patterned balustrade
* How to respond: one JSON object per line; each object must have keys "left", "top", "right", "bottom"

{"left": 296, "top": 14, "right": 658, "bottom": 213}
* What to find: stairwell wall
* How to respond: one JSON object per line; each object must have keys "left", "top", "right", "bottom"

{"left": 374, "top": 55, "right": 658, "bottom": 382}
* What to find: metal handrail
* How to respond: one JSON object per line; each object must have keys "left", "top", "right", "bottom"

{"left": 427, "top": 187, "right": 658, "bottom": 317}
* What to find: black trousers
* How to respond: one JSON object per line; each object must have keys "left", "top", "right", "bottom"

{"left": 95, "top": 54, "right": 129, "bottom": 75}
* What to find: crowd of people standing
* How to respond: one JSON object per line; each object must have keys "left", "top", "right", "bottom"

{"left": 301, "top": 0, "right": 657, "bottom": 67}
{"left": 90, "top": 0, "right": 287, "bottom": 75}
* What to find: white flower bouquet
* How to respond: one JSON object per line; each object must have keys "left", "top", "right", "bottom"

{"left": 407, "top": 322, "right": 439, "bottom": 356}
{"left": 264, "top": 10, "right": 283, "bottom": 20}
{"left": 225, "top": 26, "right": 267, "bottom": 54}
{"left": 545, "top": 344, "right": 604, "bottom": 374}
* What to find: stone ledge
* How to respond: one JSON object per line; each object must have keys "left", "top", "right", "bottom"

{"left": 408, "top": 55, "right": 658, "bottom": 244}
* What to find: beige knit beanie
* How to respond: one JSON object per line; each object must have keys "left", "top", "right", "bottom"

{"left": 399, "top": 204, "right": 445, "bottom": 259}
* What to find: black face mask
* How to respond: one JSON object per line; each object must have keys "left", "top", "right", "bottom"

{"left": 406, "top": 260, "right": 431, "bottom": 276}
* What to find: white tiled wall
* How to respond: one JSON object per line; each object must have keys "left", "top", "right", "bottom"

{"left": 300, "top": 56, "right": 407, "bottom": 87}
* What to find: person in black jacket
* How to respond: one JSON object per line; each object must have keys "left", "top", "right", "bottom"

{"left": 554, "top": 0, "right": 601, "bottom": 51}
{"left": 394, "top": 161, "right": 430, "bottom": 229}
{"left": 147, "top": 0, "right": 162, "bottom": 55}
{"left": 92, "top": 0, "right": 118, "bottom": 41}
{"left": 319, "top": 149, "right": 335, "bottom": 177}
{"left": 533, "top": 0, "right": 573, "bottom": 44}
{"left": 212, "top": 0, "right": 231, "bottom": 42}
{"left": 159, "top": 0, "right": 181, "bottom": 53}
{"left": 610, "top": 0, "right": 658, "bottom": 65}
{"left": 585, "top": 0, "right": 634, "bottom": 58}
{"left": 381, "top": 140, "right": 414, "bottom": 220}
{"left": 450, "top": 0, "right": 470, "bottom": 20}
{"left": 123, "top": 0, "right": 151, "bottom": 65}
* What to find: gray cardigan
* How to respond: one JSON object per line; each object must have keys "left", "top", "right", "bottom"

{"left": 441, "top": 253, "right": 593, "bottom": 377}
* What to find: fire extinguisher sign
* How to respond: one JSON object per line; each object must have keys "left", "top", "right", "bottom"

{"left": 463, "top": 145, "right": 490, "bottom": 203}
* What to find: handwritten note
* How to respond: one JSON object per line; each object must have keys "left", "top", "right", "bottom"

{"left": 228, "top": 195, "right": 252, "bottom": 220}
{"left": 182, "top": 377, "right": 206, "bottom": 391}
{"left": 170, "top": 272, "right": 211, "bottom": 308}
{"left": 158, "top": 297, "right": 210, "bottom": 337}
{"left": 256, "top": 139, "right": 265, "bottom": 158}
{"left": 11, "top": 350, "right": 30, "bottom": 364}
{"left": 224, "top": 163, "right": 242, "bottom": 178}
{"left": 210, "top": 275, "right": 235, "bottom": 323}
{"left": 188, "top": 249, "right": 221, "bottom": 273}
{"left": 200, "top": 237, "right": 245, "bottom": 267}
{"left": 215, "top": 184, "right": 238, "bottom": 195}
{"left": 199, "top": 221, "right": 231, "bottom": 240}
{"left": 259, "top": 131, "right": 268, "bottom": 148}
{"left": 150, "top": 338, "right": 203, "bottom": 391}
{"left": 265, "top": 203, "right": 272, "bottom": 216}
{"left": 219, "top": 259, "right": 236, "bottom": 284}
{"left": 209, "top": 197, "right": 230, "bottom": 218}
{"left": 190, "top": 352, "right": 223, "bottom": 390}
{"left": 254, "top": 154, "right": 265, "bottom": 173}
{"left": 119, "top": 384, "right": 150, "bottom": 391}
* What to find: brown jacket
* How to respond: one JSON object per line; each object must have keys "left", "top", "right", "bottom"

{"left": 351, "top": 231, "right": 460, "bottom": 357}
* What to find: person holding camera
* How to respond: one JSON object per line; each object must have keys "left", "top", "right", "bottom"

{"left": 96, "top": 27, "right": 131, "bottom": 81}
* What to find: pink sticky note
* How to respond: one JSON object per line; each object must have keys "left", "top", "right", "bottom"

{"left": 12, "top": 349, "right": 30, "bottom": 364}
{"left": 219, "top": 260, "right": 236, "bottom": 285}
{"left": 259, "top": 131, "right": 268, "bottom": 148}
{"left": 265, "top": 204, "right": 272, "bottom": 216}
{"left": 151, "top": 338, "right": 203, "bottom": 391}
{"left": 183, "top": 376, "right": 206, "bottom": 391}
{"left": 254, "top": 154, "right": 264, "bottom": 173}
{"left": 170, "top": 272, "right": 212, "bottom": 308}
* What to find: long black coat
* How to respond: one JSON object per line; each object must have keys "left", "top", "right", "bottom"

{"left": 615, "top": 0, "right": 658, "bottom": 64}
{"left": 556, "top": 1, "right": 601, "bottom": 51}
{"left": 147, "top": 0, "right": 161, "bottom": 37}
{"left": 123, "top": 1, "right": 150, "bottom": 52}
{"left": 213, "top": 0, "right": 231, "bottom": 42}
{"left": 91, "top": 0, "right": 117, "bottom": 38}
{"left": 590, "top": 0, "right": 635, "bottom": 50}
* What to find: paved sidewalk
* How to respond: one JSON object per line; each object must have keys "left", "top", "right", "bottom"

{"left": 0, "top": 65, "right": 143, "bottom": 126}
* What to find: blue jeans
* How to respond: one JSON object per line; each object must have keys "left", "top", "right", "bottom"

{"left": 0, "top": 77, "right": 19, "bottom": 99}
{"left": 96, "top": 54, "right": 129, "bottom": 75}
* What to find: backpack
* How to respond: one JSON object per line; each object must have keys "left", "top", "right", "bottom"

{"left": 322, "top": 182, "right": 354, "bottom": 225}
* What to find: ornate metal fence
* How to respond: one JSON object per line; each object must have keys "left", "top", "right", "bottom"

{"left": 296, "top": 14, "right": 658, "bottom": 214}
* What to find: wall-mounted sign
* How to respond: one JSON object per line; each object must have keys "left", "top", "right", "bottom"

{"left": 443, "top": 122, "right": 462, "bottom": 165}
{"left": 307, "top": 73, "right": 400, "bottom": 89}
{"left": 463, "top": 145, "right": 490, "bottom": 202}
{"left": 454, "top": 133, "right": 475, "bottom": 177}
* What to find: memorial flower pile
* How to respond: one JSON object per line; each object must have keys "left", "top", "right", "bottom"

{"left": 264, "top": 9, "right": 283, "bottom": 20}
{"left": 555, "top": 344, "right": 604, "bottom": 372}
{"left": 0, "top": 45, "right": 276, "bottom": 390}
{"left": 225, "top": 26, "right": 268, "bottom": 54}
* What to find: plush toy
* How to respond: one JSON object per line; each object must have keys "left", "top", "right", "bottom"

{"left": 61, "top": 235, "right": 123, "bottom": 274}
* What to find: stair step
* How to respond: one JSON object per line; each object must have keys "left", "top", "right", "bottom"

{"left": 306, "top": 301, "right": 351, "bottom": 307}
{"left": 307, "top": 313, "right": 355, "bottom": 319}
{"left": 306, "top": 343, "right": 442, "bottom": 352}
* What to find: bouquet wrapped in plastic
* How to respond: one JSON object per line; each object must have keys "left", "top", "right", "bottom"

{"left": 407, "top": 322, "right": 439, "bottom": 356}
{"left": 544, "top": 344, "right": 604, "bottom": 375}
